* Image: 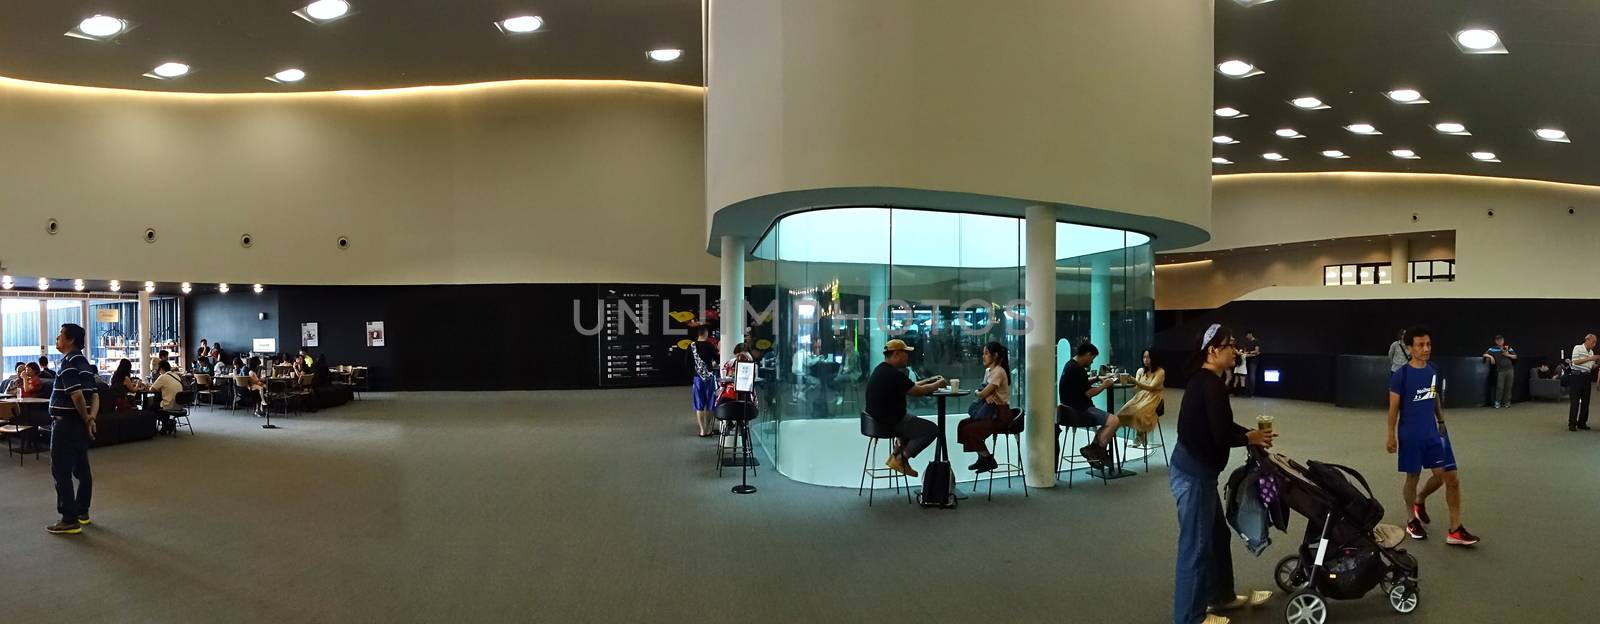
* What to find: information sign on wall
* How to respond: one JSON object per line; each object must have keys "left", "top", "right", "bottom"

{"left": 365, "top": 321, "right": 385, "bottom": 347}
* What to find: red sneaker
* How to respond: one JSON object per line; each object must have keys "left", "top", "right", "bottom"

{"left": 1412, "top": 503, "right": 1431, "bottom": 525}
{"left": 1446, "top": 526, "right": 1480, "bottom": 546}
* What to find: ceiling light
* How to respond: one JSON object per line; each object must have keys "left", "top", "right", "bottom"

{"left": 109, "top": 279, "right": 121, "bottom": 292}
{"left": 1434, "top": 122, "right": 1470, "bottom": 136}
{"left": 37, "top": 278, "right": 49, "bottom": 291}
{"left": 253, "top": 284, "right": 265, "bottom": 294}
{"left": 647, "top": 49, "right": 683, "bottom": 62}
{"left": 1454, "top": 29, "right": 1506, "bottom": 54}
{"left": 1290, "top": 96, "right": 1329, "bottom": 110}
{"left": 1216, "top": 60, "right": 1262, "bottom": 78}
{"left": 268, "top": 68, "right": 306, "bottom": 84}
{"left": 68, "top": 15, "right": 131, "bottom": 41}
{"left": 1215, "top": 107, "right": 1245, "bottom": 118}
{"left": 1534, "top": 128, "right": 1571, "bottom": 143}
{"left": 1345, "top": 123, "right": 1381, "bottom": 135}
{"left": 1321, "top": 150, "right": 1349, "bottom": 159}
{"left": 0, "top": 276, "right": 11, "bottom": 290}
{"left": 144, "top": 281, "right": 156, "bottom": 293}
{"left": 1212, "top": 157, "right": 1233, "bottom": 165}
{"left": 1471, "top": 151, "right": 1500, "bottom": 162}
{"left": 496, "top": 15, "right": 544, "bottom": 34}
{"left": 1390, "top": 149, "right": 1420, "bottom": 159}
{"left": 144, "top": 62, "right": 191, "bottom": 80}
{"left": 1232, "top": 0, "right": 1278, "bottom": 6}
{"left": 1212, "top": 135, "right": 1238, "bottom": 145}
{"left": 181, "top": 282, "right": 192, "bottom": 294}
{"left": 73, "top": 279, "right": 85, "bottom": 291}
{"left": 1383, "top": 89, "right": 1429, "bottom": 104}
{"left": 295, "top": 0, "right": 352, "bottom": 23}
{"left": 1275, "top": 128, "right": 1305, "bottom": 139}
{"left": 219, "top": 283, "right": 230, "bottom": 293}
{"left": 1262, "top": 152, "right": 1287, "bottom": 161}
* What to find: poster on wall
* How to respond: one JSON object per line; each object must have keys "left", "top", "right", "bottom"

{"left": 365, "top": 321, "right": 385, "bottom": 347}
{"left": 301, "top": 322, "right": 319, "bottom": 347}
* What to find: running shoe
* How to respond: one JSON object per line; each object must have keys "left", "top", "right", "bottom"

{"left": 46, "top": 521, "right": 82, "bottom": 535}
{"left": 1447, "top": 526, "right": 1480, "bottom": 546}
{"left": 1405, "top": 518, "right": 1427, "bottom": 540}
{"left": 1412, "top": 502, "right": 1430, "bottom": 525}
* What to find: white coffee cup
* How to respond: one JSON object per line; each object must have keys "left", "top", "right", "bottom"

{"left": 949, "top": 379, "right": 961, "bottom": 392}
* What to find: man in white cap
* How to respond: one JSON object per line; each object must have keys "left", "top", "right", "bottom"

{"left": 865, "top": 339, "right": 947, "bottom": 477}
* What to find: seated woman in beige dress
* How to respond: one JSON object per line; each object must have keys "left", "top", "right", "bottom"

{"left": 1117, "top": 349, "right": 1166, "bottom": 448}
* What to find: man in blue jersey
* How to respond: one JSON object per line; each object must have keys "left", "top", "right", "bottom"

{"left": 1386, "top": 326, "right": 1478, "bottom": 547}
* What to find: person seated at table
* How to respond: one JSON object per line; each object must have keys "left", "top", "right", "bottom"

{"left": 867, "top": 339, "right": 947, "bottom": 478}
{"left": 718, "top": 343, "right": 756, "bottom": 406}
{"left": 957, "top": 342, "right": 1013, "bottom": 473}
{"left": 146, "top": 360, "right": 186, "bottom": 433}
{"left": 1, "top": 362, "right": 24, "bottom": 394}
{"left": 3, "top": 363, "right": 49, "bottom": 420}
{"left": 209, "top": 344, "right": 224, "bottom": 365}
{"left": 1059, "top": 342, "right": 1119, "bottom": 469}
{"left": 108, "top": 359, "right": 143, "bottom": 413}
{"left": 36, "top": 355, "right": 56, "bottom": 380}
{"left": 239, "top": 356, "right": 270, "bottom": 415}
{"left": 1117, "top": 349, "right": 1167, "bottom": 448}
{"left": 191, "top": 347, "right": 213, "bottom": 374}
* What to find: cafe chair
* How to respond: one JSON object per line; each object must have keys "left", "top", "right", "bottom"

{"left": 975, "top": 409, "right": 1028, "bottom": 500}
{"left": 858, "top": 411, "right": 912, "bottom": 506}
{"left": 0, "top": 413, "right": 40, "bottom": 466}
{"left": 164, "top": 391, "right": 196, "bottom": 436}
{"left": 1125, "top": 418, "right": 1169, "bottom": 472}
{"left": 1056, "top": 405, "right": 1110, "bottom": 488}
{"left": 192, "top": 374, "right": 218, "bottom": 410}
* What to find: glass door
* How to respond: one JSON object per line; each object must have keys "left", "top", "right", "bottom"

{"left": 2, "top": 299, "right": 42, "bottom": 373}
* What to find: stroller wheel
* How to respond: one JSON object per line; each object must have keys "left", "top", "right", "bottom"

{"left": 1274, "top": 554, "right": 1311, "bottom": 593}
{"left": 1388, "top": 582, "right": 1420, "bottom": 614}
{"left": 1284, "top": 590, "right": 1327, "bottom": 624}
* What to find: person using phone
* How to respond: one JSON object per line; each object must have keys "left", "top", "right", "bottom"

{"left": 1058, "top": 342, "right": 1120, "bottom": 469}
{"left": 866, "top": 339, "right": 947, "bottom": 477}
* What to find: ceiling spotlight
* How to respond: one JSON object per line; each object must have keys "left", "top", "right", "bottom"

{"left": 37, "top": 277, "right": 50, "bottom": 291}
{"left": 1345, "top": 123, "right": 1381, "bottom": 135}
{"left": 496, "top": 15, "right": 544, "bottom": 34}
{"left": 144, "top": 281, "right": 156, "bottom": 293}
{"left": 1232, "top": 0, "right": 1278, "bottom": 6}
{"left": 1434, "top": 122, "right": 1470, "bottom": 136}
{"left": 1215, "top": 107, "right": 1245, "bottom": 118}
{"left": 73, "top": 279, "right": 85, "bottom": 291}
{"left": 1212, "top": 157, "right": 1233, "bottom": 165}
{"left": 1471, "top": 151, "right": 1500, "bottom": 162}
{"left": 1212, "top": 135, "right": 1238, "bottom": 145}
{"left": 144, "top": 62, "right": 191, "bottom": 80}
{"left": 1321, "top": 150, "right": 1349, "bottom": 159}
{"left": 1216, "top": 60, "right": 1262, "bottom": 78}
{"left": 295, "top": 0, "right": 352, "bottom": 23}
{"left": 109, "top": 279, "right": 121, "bottom": 292}
{"left": 0, "top": 276, "right": 11, "bottom": 290}
{"left": 1290, "top": 96, "right": 1329, "bottom": 110}
{"left": 1262, "top": 152, "right": 1287, "bottom": 161}
{"left": 647, "top": 49, "right": 683, "bottom": 62}
{"left": 1390, "top": 149, "right": 1420, "bottom": 159}
{"left": 1454, "top": 29, "right": 1507, "bottom": 54}
{"left": 268, "top": 68, "right": 306, "bottom": 84}
{"left": 219, "top": 283, "right": 230, "bottom": 293}
{"left": 181, "top": 282, "right": 192, "bottom": 294}
{"left": 1534, "top": 128, "right": 1571, "bottom": 143}
{"left": 1383, "top": 89, "right": 1429, "bottom": 104}
{"left": 1275, "top": 128, "right": 1306, "bottom": 139}
{"left": 67, "top": 15, "right": 132, "bottom": 41}
{"left": 253, "top": 283, "right": 265, "bottom": 294}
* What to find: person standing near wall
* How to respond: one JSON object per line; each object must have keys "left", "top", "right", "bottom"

{"left": 1482, "top": 335, "right": 1517, "bottom": 409}
{"left": 1568, "top": 334, "right": 1598, "bottom": 431}
{"left": 1388, "top": 328, "right": 1410, "bottom": 373}
{"left": 1238, "top": 331, "right": 1261, "bottom": 397}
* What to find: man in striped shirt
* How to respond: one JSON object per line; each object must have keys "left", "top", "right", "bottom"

{"left": 46, "top": 323, "right": 99, "bottom": 535}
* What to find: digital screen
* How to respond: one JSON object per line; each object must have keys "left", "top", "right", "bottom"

{"left": 1263, "top": 370, "right": 1281, "bottom": 383}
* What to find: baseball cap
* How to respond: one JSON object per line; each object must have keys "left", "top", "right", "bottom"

{"left": 883, "top": 339, "right": 915, "bottom": 353}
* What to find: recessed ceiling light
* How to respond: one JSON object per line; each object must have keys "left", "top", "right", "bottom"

{"left": 36, "top": 277, "right": 50, "bottom": 291}
{"left": 1321, "top": 150, "right": 1349, "bottom": 159}
{"left": 1383, "top": 89, "right": 1429, "bottom": 104}
{"left": 268, "top": 68, "right": 306, "bottom": 84}
{"left": 253, "top": 283, "right": 265, "bottom": 294}
{"left": 1471, "top": 151, "right": 1500, "bottom": 162}
{"left": 1275, "top": 128, "right": 1305, "bottom": 139}
{"left": 73, "top": 279, "right": 85, "bottom": 292}
{"left": 1212, "top": 135, "right": 1238, "bottom": 145}
{"left": 1534, "top": 128, "right": 1571, "bottom": 143}
{"left": 1344, "top": 123, "right": 1381, "bottom": 135}
{"left": 219, "top": 283, "right": 230, "bottom": 293}
{"left": 1212, "top": 157, "right": 1234, "bottom": 165}
{"left": 647, "top": 48, "right": 683, "bottom": 62}
{"left": 1216, "top": 60, "right": 1262, "bottom": 78}
{"left": 144, "top": 281, "right": 156, "bottom": 293}
{"left": 1262, "top": 152, "right": 1287, "bottom": 161}
{"left": 0, "top": 276, "right": 11, "bottom": 290}
{"left": 144, "top": 62, "right": 191, "bottom": 80}
{"left": 66, "top": 14, "right": 134, "bottom": 41}
{"left": 295, "top": 0, "right": 352, "bottom": 23}
{"left": 109, "top": 279, "right": 121, "bottom": 292}
{"left": 181, "top": 282, "right": 192, "bottom": 294}
{"left": 1434, "top": 122, "right": 1470, "bottom": 136}
{"left": 1290, "top": 96, "right": 1330, "bottom": 110}
{"left": 1390, "top": 149, "right": 1420, "bottom": 159}
{"left": 1215, "top": 107, "right": 1246, "bottom": 118}
{"left": 1454, "top": 29, "right": 1507, "bottom": 54}
{"left": 496, "top": 15, "right": 544, "bottom": 34}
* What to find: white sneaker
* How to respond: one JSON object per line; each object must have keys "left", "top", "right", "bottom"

{"left": 1203, "top": 615, "right": 1230, "bottom": 624}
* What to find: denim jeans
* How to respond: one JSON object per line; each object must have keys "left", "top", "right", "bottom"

{"left": 1169, "top": 444, "right": 1234, "bottom": 624}
{"left": 50, "top": 417, "right": 93, "bottom": 523}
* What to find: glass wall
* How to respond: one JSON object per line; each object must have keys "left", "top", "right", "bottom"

{"left": 2, "top": 299, "right": 42, "bottom": 373}
{"left": 90, "top": 300, "right": 140, "bottom": 377}
{"left": 749, "top": 207, "right": 1154, "bottom": 487}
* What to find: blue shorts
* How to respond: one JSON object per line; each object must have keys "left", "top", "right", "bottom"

{"left": 691, "top": 377, "right": 718, "bottom": 411}
{"left": 1398, "top": 435, "right": 1457, "bottom": 474}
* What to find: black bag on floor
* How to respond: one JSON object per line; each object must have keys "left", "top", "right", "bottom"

{"left": 918, "top": 460, "right": 956, "bottom": 508}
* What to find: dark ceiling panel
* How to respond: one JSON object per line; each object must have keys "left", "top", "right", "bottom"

{"left": 0, "top": 0, "right": 701, "bottom": 92}
{"left": 1214, "top": 0, "right": 1600, "bottom": 186}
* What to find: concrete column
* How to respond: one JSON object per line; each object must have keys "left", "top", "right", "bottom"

{"left": 1390, "top": 237, "right": 1409, "bottom": 283}
{"left": 38, "top": 300, "right": 48, "bottom": 360}
{"left": 1025, "top": 205, "right": 1057, "bottom": 488}
{"left": 719, "top": 236, "right": 746, "bottom": 365}
{"left": 1090, "top": 256, "right": 1112, "bottom": 368}
{"left": 138, "top": 289, "right": 153, "bottom": 377}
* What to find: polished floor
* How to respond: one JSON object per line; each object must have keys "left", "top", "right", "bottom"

{"left": 0, "top": 389, "right": 1584, "bottom": 623}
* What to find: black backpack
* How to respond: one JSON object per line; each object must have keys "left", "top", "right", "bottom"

{"left": 1305, "top": 461, "right": 1385, "bottom": 532}
{"left": 918, "top": 461, "right": 956, "bottom": 508}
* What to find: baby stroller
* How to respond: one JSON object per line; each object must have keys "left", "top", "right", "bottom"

{"left": 1250, "top": 448, "right": 1421, "bottom": 623}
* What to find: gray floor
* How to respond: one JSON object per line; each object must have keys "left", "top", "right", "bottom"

{"left": 0, "top": 389, "right": 1585, "bottom": 623}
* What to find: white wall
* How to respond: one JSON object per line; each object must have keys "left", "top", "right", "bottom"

{"left": 0, "top": 77, "right": 715, "bottom": 286}
{"left": 1157, "top": 235, "right": 1455, "bottom": 309}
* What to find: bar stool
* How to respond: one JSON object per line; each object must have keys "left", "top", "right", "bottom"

{"left": 975, "top": 409, "right": 1028, "bottom": 500}
{"left": 714, "top": 401, "right": 758, "bottom": 479}
{"left": 858, "top": 412, "right": 911, "bottom": 506}
{"left": 1056, "top": 405, "right": 1109, "bottom": 488}
{"left": 1126, "top": 419, "right": 1169, "bottom": 472}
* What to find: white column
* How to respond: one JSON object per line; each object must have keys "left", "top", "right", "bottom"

{"left": 719, "top": 236, "right": 747, "bottom": 365}
{"left": 1390, "top": 237, "right": 1409, "bottom": 283}
{"left": 1025, "top": 205, "right": 1057, "bottom": 488}
{"left": 38, "top": 300, "right": 48, "bottom": 361}
{"left": 138, "top": 290, "right": 153, "bottom": 377}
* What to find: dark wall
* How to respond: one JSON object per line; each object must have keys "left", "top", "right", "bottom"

{"left": 188, "top": 291, "right": 280, "bottom": 362}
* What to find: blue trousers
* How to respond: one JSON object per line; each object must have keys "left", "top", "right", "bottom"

{"left": 50, "top": 417, "right": 93, "bottom": 523}
{"left": 1169, "top": 445, "right": 1234, "bottom": 624}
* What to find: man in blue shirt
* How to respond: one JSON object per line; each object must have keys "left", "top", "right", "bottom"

{"left": 1481, "top": 335, "right": 1517, "bottom": 408}
{"left": 1386, "top": 326, "right": 1478, "bottom": 547}
{"left": 46, "top": 323, "right": 99, "bottom": 535}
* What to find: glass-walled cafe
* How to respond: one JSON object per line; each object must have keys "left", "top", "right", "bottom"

{"left": 1, "top": 293, "right": 182, "bottom": 378}
{"left": 745, "top": 207, "right": 1154, "bottom": 487}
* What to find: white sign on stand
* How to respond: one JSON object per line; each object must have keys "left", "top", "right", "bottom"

{"left": 735, "top": 362, "right": 756, "bottom": 393}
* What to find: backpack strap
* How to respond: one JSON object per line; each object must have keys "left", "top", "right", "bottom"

{"left": 1322, "top": 463, "right": 1377, "bottom": 500}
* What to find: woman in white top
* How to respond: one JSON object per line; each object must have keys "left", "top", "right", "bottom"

{"left": 957, "top": 342, "right": 1013, "bottom": 474}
